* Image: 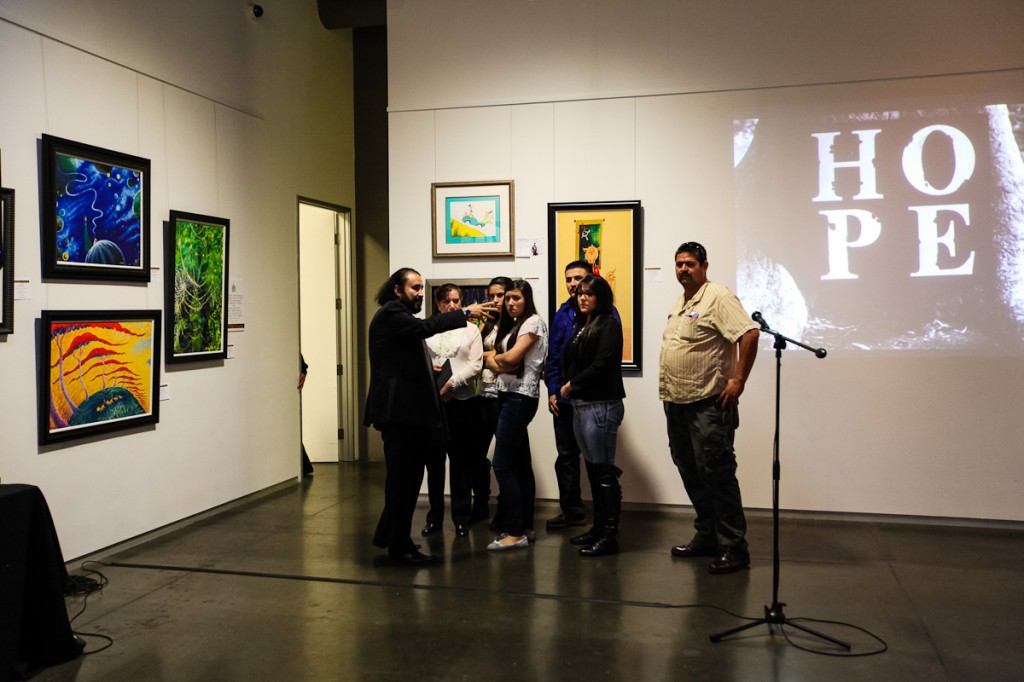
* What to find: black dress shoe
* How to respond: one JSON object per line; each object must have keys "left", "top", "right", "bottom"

{"left": 455, "top": 524, "right": 469, "bottom": 537}
{"left": 390, "top": 550, "right": 438, "bottom": 565}
{"left": 579, "top": 535, "right": 619, "bottom": 556}
{"left": 421, "top": 521, "right": 441, "bottom": 536}
{"left": 570, "top": 527, "right": 600, "bottom": 546}
{"left": 708, "top": 548, "right": 750, "bottom": 574}
{"left": 373, "top": 537, "right": 421, "bottom": 550}
{"left": 546, "top": 513, "right": 586, "bottom": 529}
{"left": 670, "top": 537, "right": 718, "bottom": 558}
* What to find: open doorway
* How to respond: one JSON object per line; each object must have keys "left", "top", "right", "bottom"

{"left": 298, "top": 199, "right": 358, "bottom": 466}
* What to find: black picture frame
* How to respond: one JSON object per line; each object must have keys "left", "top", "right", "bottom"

{"left": 547, "top": 200, "right": 643, "bottom": 375}
{"left": 1, "top": 187, "right": 14, "bottom": 335}
{"left": 40, "top": 134, "right": 151, "bottom": 282}
{"left": 38, "top": 309, "right": 161, "bottom": 445}
{"left": 164, "top": 210, "right": 230, "bottom": 364}
{"left": 424, "top": 277, "right": 493, "bottom": 317}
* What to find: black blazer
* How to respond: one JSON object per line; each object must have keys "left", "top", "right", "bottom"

{"left": 363, "top": 301, "right": 466, "bottom": 430}
{"left": 562, "top": 316, "right": 626, "bottom": 401}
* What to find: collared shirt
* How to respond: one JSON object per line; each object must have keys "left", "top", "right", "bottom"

{"left": 659, "top": 281, "right": 757, "bottom": 404}
{"left": 544, "top": 299, "right": 577, "bottom": 400}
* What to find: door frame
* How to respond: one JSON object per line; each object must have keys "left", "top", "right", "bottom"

{"left": 297, "top": 197, "right": 359, "bottom": 463}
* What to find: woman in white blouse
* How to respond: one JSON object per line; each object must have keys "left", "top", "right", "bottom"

{"left": 423, "top": 283, "right": 484, "bottom": 538}
{"left": 483, "top": 279, "right": 548, "bottom": 551}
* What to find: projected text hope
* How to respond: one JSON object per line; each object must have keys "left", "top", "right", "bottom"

{"left": 813, "top": 125, "right": 976, "bottom": 280}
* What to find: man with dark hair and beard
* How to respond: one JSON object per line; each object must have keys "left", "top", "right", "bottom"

{"left": 365, "top": 267, "right": 495, "bottom": 564}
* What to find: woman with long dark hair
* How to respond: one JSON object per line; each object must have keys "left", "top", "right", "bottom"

{"left": 474, "top": 276, "right": 513, "bottom": 525}
{"left": 483, "top": 279, "right": 547, "bottom": 550}
{"left": 559, "top": 274, "right": 626, "bottom": 556}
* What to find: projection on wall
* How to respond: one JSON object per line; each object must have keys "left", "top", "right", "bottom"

{"left": 734, "top": 104, "right": 1024, "bottom": 354}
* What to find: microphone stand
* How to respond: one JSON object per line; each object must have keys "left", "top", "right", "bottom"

{"left": 709, "top": 315, "right": 849, "bottom": 649}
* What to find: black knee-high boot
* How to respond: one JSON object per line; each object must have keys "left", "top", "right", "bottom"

{"left": 580, "top": 464, "right": 621, "bottom": 556}
{"left": 570, "top": 460, "right": 602, "bottom": 546}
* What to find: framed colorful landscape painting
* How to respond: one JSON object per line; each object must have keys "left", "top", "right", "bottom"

{"left": 548, "top": 200, "right": 643, "bottom": 374}
{"left": 164, "top": 210, "right": 230, "bottom": 364}
{"left": 38, "top": 310, "right": 161, "bottom": 445}
{"left": 431, "top": 180, "right": 514, "bottom": 258}
{"left": 40, "top": 135, "right": 151, "bottom": 282}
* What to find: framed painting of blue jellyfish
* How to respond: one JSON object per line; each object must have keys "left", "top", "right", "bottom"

{"left": 38, "top": 309, "right": 161, "bottom": 445}
{"left": 40, "top": 135, "right": 151, "bottom": 282}
{"left": 431, "top": 180, "right": 514, "bottom": 258}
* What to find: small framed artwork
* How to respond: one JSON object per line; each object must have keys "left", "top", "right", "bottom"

{"left": 38, "top": 309, "right": 161, "bottom": 445}
{"left": 431, "top": 180, "right": 514, "bottom": 258}
{"left": 1, "top": 187, "right": 14, "bottom": 335}
{"left": 424, "top": 278, "right": 493, "bottom": 317}
{"left": 40, "top": 134, "right": 151, "bottom": 282}
{"left": 548, "top": 200, "right": 643, "bottom": 374}
{"left": 165, "top": 210, "right": 230, "bottom": 363}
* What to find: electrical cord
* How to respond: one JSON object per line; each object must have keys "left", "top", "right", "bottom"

{"left": 781, "top": 616, "right": 889, "bottom": 657}
{"left": 90, "top": 558, "right": 887, "bottom": 657}
{"left": 662, "top": 602, "right": 887, "bottom": 657}
{"left": 64, "top": 562, "right": 114, "bottom": 654}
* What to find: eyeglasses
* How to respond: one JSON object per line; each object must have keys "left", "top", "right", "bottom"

{"left": 677, "top": 241, "right": 707, "bottom": 263}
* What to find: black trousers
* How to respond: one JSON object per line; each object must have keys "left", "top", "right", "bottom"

{"left": 664, "top": 398, "right": 748, "bottom": 553}
{"left": 374, "top": 423, "right": 432, "bottom": 556}
{"left": 426, "top": 398, "right": 483, "bottom": 526}
{"left": 551, "top": 401, "right": 585, "bottom": 519}
{"left": 473, "top": 396, "right": 500, "bottom": 512}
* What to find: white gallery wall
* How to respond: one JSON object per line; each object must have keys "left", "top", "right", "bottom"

{"left": 388, "top": 0, "right": 1024, "bottom": 521}
{"left": 0, "top": 1, "right": 355, "bottom": 558}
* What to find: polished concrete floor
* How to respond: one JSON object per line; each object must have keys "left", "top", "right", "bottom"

{"left": 39, "top": 462, "right": 1024, "bottom": 681}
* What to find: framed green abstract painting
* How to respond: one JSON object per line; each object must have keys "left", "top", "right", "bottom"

{"left": 164, "top": 210, "right": 230, "bottom": 364}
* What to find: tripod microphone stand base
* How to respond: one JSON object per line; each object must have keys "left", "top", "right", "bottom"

{"left": 710, "top": 601, "right": 851, "bottom": 649}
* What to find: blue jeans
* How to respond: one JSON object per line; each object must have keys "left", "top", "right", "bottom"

{"left": 572, "top": 400, "right": 624, "bottom": 466}
{"left": 491, "top": 392, "right": 538, "bottom": 536}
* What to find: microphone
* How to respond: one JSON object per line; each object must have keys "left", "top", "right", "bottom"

{"left": 751, "top": 311, "right": 769, "bottom": 330}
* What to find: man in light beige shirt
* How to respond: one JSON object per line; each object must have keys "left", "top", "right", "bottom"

{"left": 659, "top": 242, "right": 759, "bottom": 574}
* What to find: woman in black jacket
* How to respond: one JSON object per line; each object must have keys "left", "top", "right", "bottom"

{"left": 558, "top": 274, "right": 626, "bottom": 556}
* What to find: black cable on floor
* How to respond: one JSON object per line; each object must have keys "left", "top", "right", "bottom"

{"left": 95, "top": 558, "right": 887, "bottom": 656}
{"left": 65, "top": 562, "right": 114, "bottom": 654}
{"left": 782, "top": 616, "right": 889, "bottom": 657}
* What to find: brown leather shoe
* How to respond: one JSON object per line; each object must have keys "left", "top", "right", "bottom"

{"left": 708, "top": 548, "right": 750, "bottom": 574}
{"left": 670, "top": 537, "right": 718, "bottom": 558}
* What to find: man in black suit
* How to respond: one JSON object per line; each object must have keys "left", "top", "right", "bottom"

{"left": 365, "top": 268, "right": 485, "bottom": 565}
